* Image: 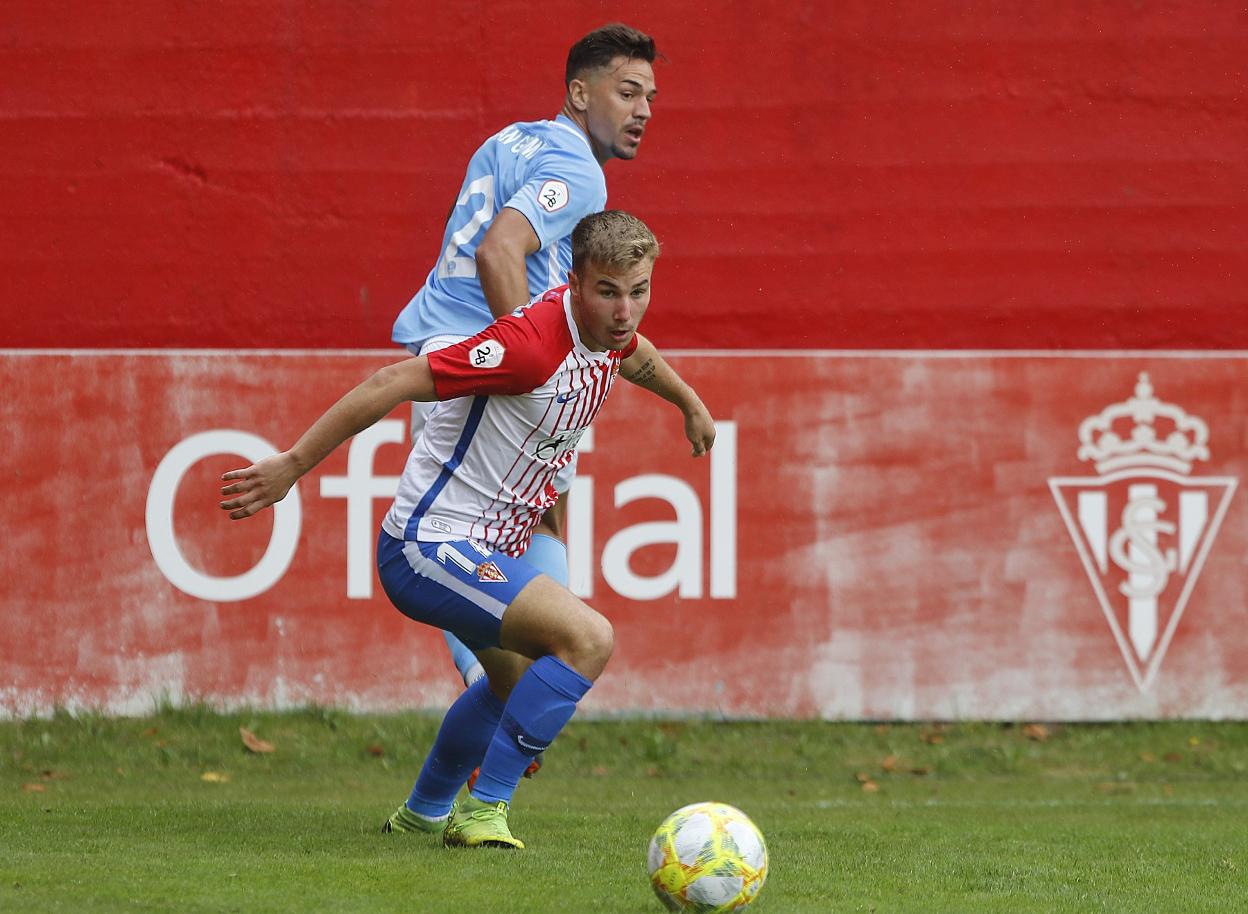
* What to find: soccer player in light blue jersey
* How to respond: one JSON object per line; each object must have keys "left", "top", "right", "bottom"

{"left": 392, "top": 24, "right": 659, "bottom": 688}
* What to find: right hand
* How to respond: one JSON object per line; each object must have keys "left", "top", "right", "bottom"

{"left": 219, "top": 452, "right": 301, "bottom": 520}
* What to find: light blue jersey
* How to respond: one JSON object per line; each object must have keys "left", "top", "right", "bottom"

{"left": 392, "top": 115, "right": 607, "bottom": 347}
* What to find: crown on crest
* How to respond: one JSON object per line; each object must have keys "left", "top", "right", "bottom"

{"left": 1076, "top": 372, "right": 1210, "bottom": 475}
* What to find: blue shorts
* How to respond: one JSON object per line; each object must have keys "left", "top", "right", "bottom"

{"left": 376, "top": 531, "right": 543, "bottom": 651}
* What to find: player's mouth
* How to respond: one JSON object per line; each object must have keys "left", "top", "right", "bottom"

{"left": 608, "top": 327, "right": 633, "bottom": 345}
{"left": 624, "top": 126, "right": 645, "bottom": 144}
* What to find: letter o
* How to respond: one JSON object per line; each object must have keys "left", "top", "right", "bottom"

{"left": 146, "top": 430, "right": 301, "bottom": 602}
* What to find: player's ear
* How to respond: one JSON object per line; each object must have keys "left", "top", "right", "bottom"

{"left": 567, "top": 78, "right": 589, "bottom": 112}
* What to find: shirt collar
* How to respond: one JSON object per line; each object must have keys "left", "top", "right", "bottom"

{"left": 552, "top": 114, "right": 592, "bottom": 152}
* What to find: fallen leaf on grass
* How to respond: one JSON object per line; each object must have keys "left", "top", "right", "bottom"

{"left": 853, "top": 771, "right": 886, "bottom": 792}
{"left": 881, "top": 755, "right": 899, "bottom": 772}
{"left": 1139, "top": 751, "right": 1157, "bottom": 763}
{"left": 920, "top": 728, "right": 945, "bottom": 745}
{"left": 910, "top": 766, "right": 931, "bottom": 776}
{"left": 239, "top": 727, "right": 275, "bottom": 754}
{"left": 1022, "top": 723, "right": 1051, "bottom": 742}
{"left": 1164, "top": 752, "right": 1184, "bottom": 763}
{"left": 40, "top": 769, "right": 70, "bottom": 781}
{"left": 366, "top": 743, "right": 385, "bottom": 757}
{"left": 20, "top": 783, "right": 46, "bottom": 793}
{"left": 201, "top": 771, "right": 231, "bottom": 783}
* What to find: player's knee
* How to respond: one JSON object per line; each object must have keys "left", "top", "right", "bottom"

{"left": 559, "top": 609, "right": 611, "bottom": 684}
{"left": 571, "top": 612, "right": 614, "bottom": 680}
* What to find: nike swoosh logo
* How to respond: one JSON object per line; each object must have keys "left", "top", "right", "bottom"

{"left": 516, "top": 734, "right": 549, "bottom": 752}
{"left": 555, "top": 390, "right": 581, "bottom": 403}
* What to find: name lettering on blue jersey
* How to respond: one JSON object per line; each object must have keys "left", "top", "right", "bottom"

{"left": 495, "top": 126, "right": 544, "bottom": 160}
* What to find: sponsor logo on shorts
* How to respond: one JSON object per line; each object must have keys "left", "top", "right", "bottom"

{"left": 476, "top": 561, "right": 508, "bottom": 583}
{"left": 537, "top": 180, "right": 569, "bottom": 213}
{"left": 470, "top": 341, "right": 504, "bottom": 369}
{"left": 555, "top": 389, "right": 581, "bottom": 403}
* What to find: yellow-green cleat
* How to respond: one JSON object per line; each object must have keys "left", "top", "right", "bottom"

{"left": 381, "top": 802, "right": 452, "bottom": 835}
{"left": 442, "top": 794, "right": 524, "bottom": 849}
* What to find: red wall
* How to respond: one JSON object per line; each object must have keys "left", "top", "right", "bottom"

{"left": 5, "top": 1, "right": 1246, "bottom": 350}
{"left": 5, "top": 352, "right": 1245, "bottom": 718}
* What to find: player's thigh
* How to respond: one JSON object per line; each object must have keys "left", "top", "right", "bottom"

{"left": 497, "top": 574, "right": 613, "bottom": 672}
{"left": 376, "top": 532, "right": 542, "bottom": 653}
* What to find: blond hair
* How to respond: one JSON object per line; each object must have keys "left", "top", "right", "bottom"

{"left": 570, "top": 210, "right": 660, "bottom": 273}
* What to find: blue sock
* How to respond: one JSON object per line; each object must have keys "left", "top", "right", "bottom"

{"left": 520, "top": 533, "right": 568, "bottom": 586}
{"left": 443, "top": 630, "right": 484, "bottom": 686}
{"left": 406, "top": 676, "right": 503, "bottom": 818}
{"left": 471, "top": 655, "right": 591, "bottom": 805}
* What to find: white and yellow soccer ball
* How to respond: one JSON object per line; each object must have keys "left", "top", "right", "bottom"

{"left": 646, "top": 801, "right": 768, "bottom": 913}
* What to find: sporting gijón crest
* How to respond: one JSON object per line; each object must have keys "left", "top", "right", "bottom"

{"left": 1049, "top": 373, "right": 1237, "bottom": 692}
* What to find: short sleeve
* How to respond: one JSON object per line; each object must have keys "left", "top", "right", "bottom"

{"left": 504, "top": 145, "right": 607, "bottom": 250}
{"left": 427, "top": 309, "right": 567, "bottom": 399}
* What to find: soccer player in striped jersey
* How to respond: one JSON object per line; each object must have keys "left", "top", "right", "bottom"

{"left": 392, "top": 23, "right": 660, "bottom": 688}
{"left": 220, "top": 211, "right": 714, "bottom": 849}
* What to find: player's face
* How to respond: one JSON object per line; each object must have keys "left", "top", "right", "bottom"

{"left": 568, "top": 258, "right": 654, "bottom": 352}
{"left": 578, "top": 56, "right": 656, "bottom": 163}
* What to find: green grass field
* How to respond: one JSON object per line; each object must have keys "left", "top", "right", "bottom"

{"left": 2, "top": 709, "right": 1246, "bottom": 913}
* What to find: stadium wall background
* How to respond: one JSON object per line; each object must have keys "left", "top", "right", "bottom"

{"left": 3, "top": 2, "right": 1246, "bottom": 718}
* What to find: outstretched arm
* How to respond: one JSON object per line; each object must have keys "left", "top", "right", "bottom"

{"left": 620, "top": 334, "right": 716, "bottom": 457}
{"left": 219, "top": 357, "right": 436, "bottom": 519}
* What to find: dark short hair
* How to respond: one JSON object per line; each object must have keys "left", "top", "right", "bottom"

{"left": 565, "top": 23, "right": 657, "bottom": 86}
{"left": 571, "top": 210, "right": 660, "bottom": 274}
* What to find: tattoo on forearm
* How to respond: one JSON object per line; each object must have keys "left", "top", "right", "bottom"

{"left": 625, "top": 358, "right": 657, "bottom": 386}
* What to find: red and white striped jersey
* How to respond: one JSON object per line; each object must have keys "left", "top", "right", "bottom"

{"left": 381, "top": 286, "right": 636, "bottom": 557}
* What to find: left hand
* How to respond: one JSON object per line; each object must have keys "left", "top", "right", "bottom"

{"left": 684, "top": 403, "right": 716, "bottom": 457}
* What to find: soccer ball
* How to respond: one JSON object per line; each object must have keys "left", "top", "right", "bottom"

{"left": 646, "top": 802, "right": 768, "bottom": 913}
